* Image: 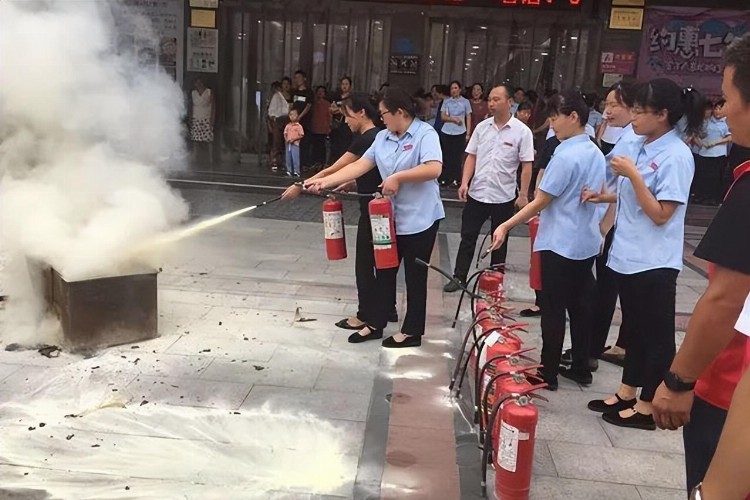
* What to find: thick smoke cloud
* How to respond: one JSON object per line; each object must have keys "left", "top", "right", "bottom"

{"left": 0, "top": 0, "right": 189, "bottom": 342}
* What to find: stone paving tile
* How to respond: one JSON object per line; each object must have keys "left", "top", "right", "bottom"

{"left": 548, "top": 441, "right": 685, "bottom": 490}
{"left": 637, "top": 485, "right": 686, "bottom": 500}
{"left": 165, "top": 333, "right": 279, "bottom": 362}
{"left": 533, "top": 439, "right": 558, "bottom": 477}
{"left": 0, "top": 362, "right": 23, "bottom": 383}
{"left": 126, "top": 375, "right": 252, "bottom": 410}
{"left": 536, "top": 411, "right": 613, "bottom": 448}
{"left": 127, "top": 352, "right": 214, "bottom": 379}
{"left": 200, "top": 347, "right": 323, "bottom": 389}
{"left": 600, "top": 421, "right": 685, "bottom": 455}
{"left": 315, "top": 366, "right": 376, "bottom": 394}
{"left": 240, "top": 385, "right": 371, "bottom": 422}
{"left": 529, "top": 476, "right": 641, "bottom": 500}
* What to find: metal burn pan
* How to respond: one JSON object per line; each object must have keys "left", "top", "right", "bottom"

{"left": 45, "top": 268, "right": 158, "bottom": 351}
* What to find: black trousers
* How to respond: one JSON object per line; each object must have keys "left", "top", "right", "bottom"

{"left": 452, "top": 196, "right": 515, "bottom": 281}
{"left": 439, "top": 132, "right": 466, "bottom": 184}
{"left": 617, "top": 268, "right": 678, "bottom": 402}
{"left": 309, "top": 133, "right": 327, "bottom": 166}
{"left": 369, "top": 221, "right": 440, "bottom": 335}
{"left": 590, "top": 228, "right": 631, "bottom": 358}
{"left": 539, "top": 251, "right": 596, "bottom": 378}
{"left": 329, "top": 125, "right": 352, "bottom": 164}
{"left": 694, "top": 154, "right": 726, "bottom": 203}
{"left": 299, "top": 132, "right": 313, "bottom": 167}
{"left": 355, "top": 212, "right": 378, "bottom": 324}
{"left": 683, "top": 396, "right": 728, "bottom": 494}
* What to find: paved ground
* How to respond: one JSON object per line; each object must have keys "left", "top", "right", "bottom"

{"left": 0, "top": 190, "right": 706, "bottom": 499}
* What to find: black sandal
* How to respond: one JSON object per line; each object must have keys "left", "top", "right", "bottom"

{"left": 602, "top": 409, "right": 656, "bottom": 431}
{"left": 335, "top": 318, "right": 365, "bottom": 330}
{"left": 588, "top": 394, "right": 636, "bottom": 413}
{"left": 348, "top": 326, "right": 383, "bottom": 344}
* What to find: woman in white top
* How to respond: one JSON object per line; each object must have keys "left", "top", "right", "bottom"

{"left": 267, "top": 81, "right": 290, "bottom": 171}
{"left": 190, "top": 78, "right": 215, "bottom": 163}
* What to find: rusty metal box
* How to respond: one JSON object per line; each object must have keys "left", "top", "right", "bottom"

{"left": 45, "top": 269, "right": 158, "bottom": 351}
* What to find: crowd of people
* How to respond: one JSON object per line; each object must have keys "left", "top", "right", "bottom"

{"left": 274, "top": 33, "right": 750, "bottom": 499}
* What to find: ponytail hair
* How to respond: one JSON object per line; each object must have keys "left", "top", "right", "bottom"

{"left": 633, "top": 78, "right": 706, "bottom": 137}
{"left": 342, "top": 92, "right": 382, "bottom": 127}
{"left": 607, "top": 81, "right": 635, "bottom": 108}
{"left": 380, "top": 86, "right": 418, "bottom": 118}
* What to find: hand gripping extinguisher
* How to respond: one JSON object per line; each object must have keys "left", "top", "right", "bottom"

{"left": 481, "top": 387, "right": 548, "bottom": 500}
{"left": 322, "top": 196, "right": 347, "bottom": 260}
{"left": 528, "top": 217, "right": 542, "bottom": 291}
{"left": 368, "top": 194, "right": 399, "bottom": 269}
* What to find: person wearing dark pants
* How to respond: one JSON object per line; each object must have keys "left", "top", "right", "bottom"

{"left": 586, "top": 78, "right": 701, "bottom": 431}
{"left": 306, "top": 87, "right": 445, "bottom": 348}
{"left": 490, "top": 91, "right": 607, "bottom": 390}
{"left": 438, "top": 81, "right": 472, "bottom": 186}
{"left": 443, "top": 84, "right": 534, "bottom": 292}
{"left": 538, "top": 251, "right": 596, "bottom": 385}
{"left": 616, "top": 268, "right": 678, "bottom": 400}
{"left": 368, "top": 221, "right": 439, "bottom": 338}
{"left": 692, "top": 100, "right": 731, "bottom": 205}
{"left": 683, "top": 396, "right": 729, "bottom": 494}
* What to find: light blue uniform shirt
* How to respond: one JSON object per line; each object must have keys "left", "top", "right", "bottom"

{"left": 534, "top": 133, "right": 607, "bottom": 260}
{"left": 605, "top": 123, "right": 643, "bottom": 193}
{"left": 695, "top": 117, "right": 730, "bottom": 157}
{"left": 440, "top": 96, "right": 472, "bottom": 136}
{"left": 588, "top": 109, "right": 604, "bottom": 130}
{"left": 510, "top": 102, "right": 520, "bottom": 116}
{"left": 607, "top": 130, "right": 694, "bottom": 274}
{"left": 362, "top": 118, "right": 445, "bottom": 235}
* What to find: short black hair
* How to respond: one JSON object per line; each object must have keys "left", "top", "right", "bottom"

{"left": 517, "top": 100, "right": 533, "bottom": 113}
{"left": 294, "top": 70, "right": 307, "bottom": 78}
{"left": 271, "top": 81, "right": 281, "bottom": 91}
{"left": 380, "top": 86, "right": 418, "bottom": 118}
{"left": 545, "top": 90, "right": 589, "bottom": 126}
{"left": 341, "top": 76, "right": 352, "bottom": 86}
{"left": 450, "top": 80, "right": 463, "bottom": 90}
{"left": 725, "top": 33, "right": 750, "bottom": 104}
{"left": 514, "top": 87, "right": 525, "bottom": 94}
{"left": 715, "top": 98, "right": 727, "bottom": 107}
{"left": 492, "top": 84, "right": 514, "bottom": 100}
{"left": 315, "top": 85, "right": 327, "bottom": 92}
{"left": 282, "top": 76, "right": 291, "bottom": 84}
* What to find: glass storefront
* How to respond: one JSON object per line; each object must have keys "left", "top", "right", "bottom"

{"left": 201, "top": 0, "right": 601, "bottom": 174}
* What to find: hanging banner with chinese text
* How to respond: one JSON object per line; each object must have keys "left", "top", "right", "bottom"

{"left": 637, "top": 7, "right": 750, "bottom": 96}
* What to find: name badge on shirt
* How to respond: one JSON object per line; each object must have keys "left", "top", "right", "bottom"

{"left": 403, "top": 144, "right": 413, "bottom": 151}
{"left": 650, "top": 162, "right": 659, "bottom": 171}
{"left": 295, "top": 96, "right": 306, "bottom": 102}
{"left": 503, "top": 141, "right": 513, "bottom": 147}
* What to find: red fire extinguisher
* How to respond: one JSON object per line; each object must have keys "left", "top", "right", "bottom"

{"left": 481, "top": 388, "right": 548, "bottom": 500}
{"left": 528, "top": 217, "right": 542, "bottom": 291}
{"left": 323, "top": 197, "right": 346, "bottom": 260}
{"left": 368, "top": 195, "right": 399, "bottom": 269}
{"left": 477, "top": 270, "right": 505, "bottom": 298}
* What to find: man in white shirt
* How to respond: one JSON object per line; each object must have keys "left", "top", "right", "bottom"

{"left": 444, "top": 84, "right": 534, "bottom": 292}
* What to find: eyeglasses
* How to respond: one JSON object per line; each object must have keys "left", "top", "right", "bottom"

{"left": 379, "top": 110, "right": 392, "bottom": 117}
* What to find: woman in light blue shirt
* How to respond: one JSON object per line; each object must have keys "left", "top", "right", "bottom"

{"left": 585, "top": 78, "right": 703, "bottom": 431}
{"left": 439, "top": 80, "right": 472, "bottom": 186}
{"left": 693, "top": 100, "right": 732, "bottom": 205}
{"left": 490, "top": 91, "right": 607, "bottom": 391}
{"left": 306, "top": 87, "right": 445, "bottom": 349}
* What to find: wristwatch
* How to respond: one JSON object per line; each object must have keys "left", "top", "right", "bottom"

{"left": 664, "top": 371, "right": 696, "bottom": 392}
{"left": 689, "top": 482, "right": 703, "bottom": 500}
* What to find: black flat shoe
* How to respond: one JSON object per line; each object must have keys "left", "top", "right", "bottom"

{"left": 602, "top": 409, "right": 656, "bottom": 431}
{"left": 560, "top": 349, "right": 598, "bottom": 372}
{"left": 588, "top": 394, "right": 636, "bottom": 413}
{"left": 382, "top": 335, "right": 422, "bottom": 348}
{"left": 336, "top": 318, "right": 366, "bottom": 330}
{"left": 537, "top": 369, "right": 558, "bottom": 391}
{"left": 559, "top": 366, "right": 593, "bottom": 386}
{"left": 600, "top": 350, "right": 626, "bottom": 367}
{"left": 519, "top": 308, "right": 542, "bottom": 318}
{"left": 348, "top": 327, "right": 383, "bottom": 344}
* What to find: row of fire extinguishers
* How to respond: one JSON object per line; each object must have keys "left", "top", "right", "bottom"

{"left": 417, "top": 218, "right": 545, "bottom": 500}
{"left": 318, "top": 190, "right": 545, "bottom": 499}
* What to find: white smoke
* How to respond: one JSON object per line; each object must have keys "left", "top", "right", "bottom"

{"left": 0, "top": 1, "right": 189, "bottom": 342}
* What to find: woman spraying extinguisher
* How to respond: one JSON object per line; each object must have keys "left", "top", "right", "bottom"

{"left": 306, "top": 87, "right": 445, "bottom": 348}
{"left": 282, "top": 93, "right": 398, "bottom": 330}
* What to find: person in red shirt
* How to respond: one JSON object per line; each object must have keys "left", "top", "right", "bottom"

{"left": 651, "top": 33, "right": 750, "bottom": 498}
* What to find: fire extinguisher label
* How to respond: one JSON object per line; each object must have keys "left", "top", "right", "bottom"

{"left": 370, "top": 215, "right": 392, "bottom": 248}
{"left": 323, "top": 211, "right": 344, "bottom": 239}
{"left": 499, "top": 420, "right": 520, "bottom": 472}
